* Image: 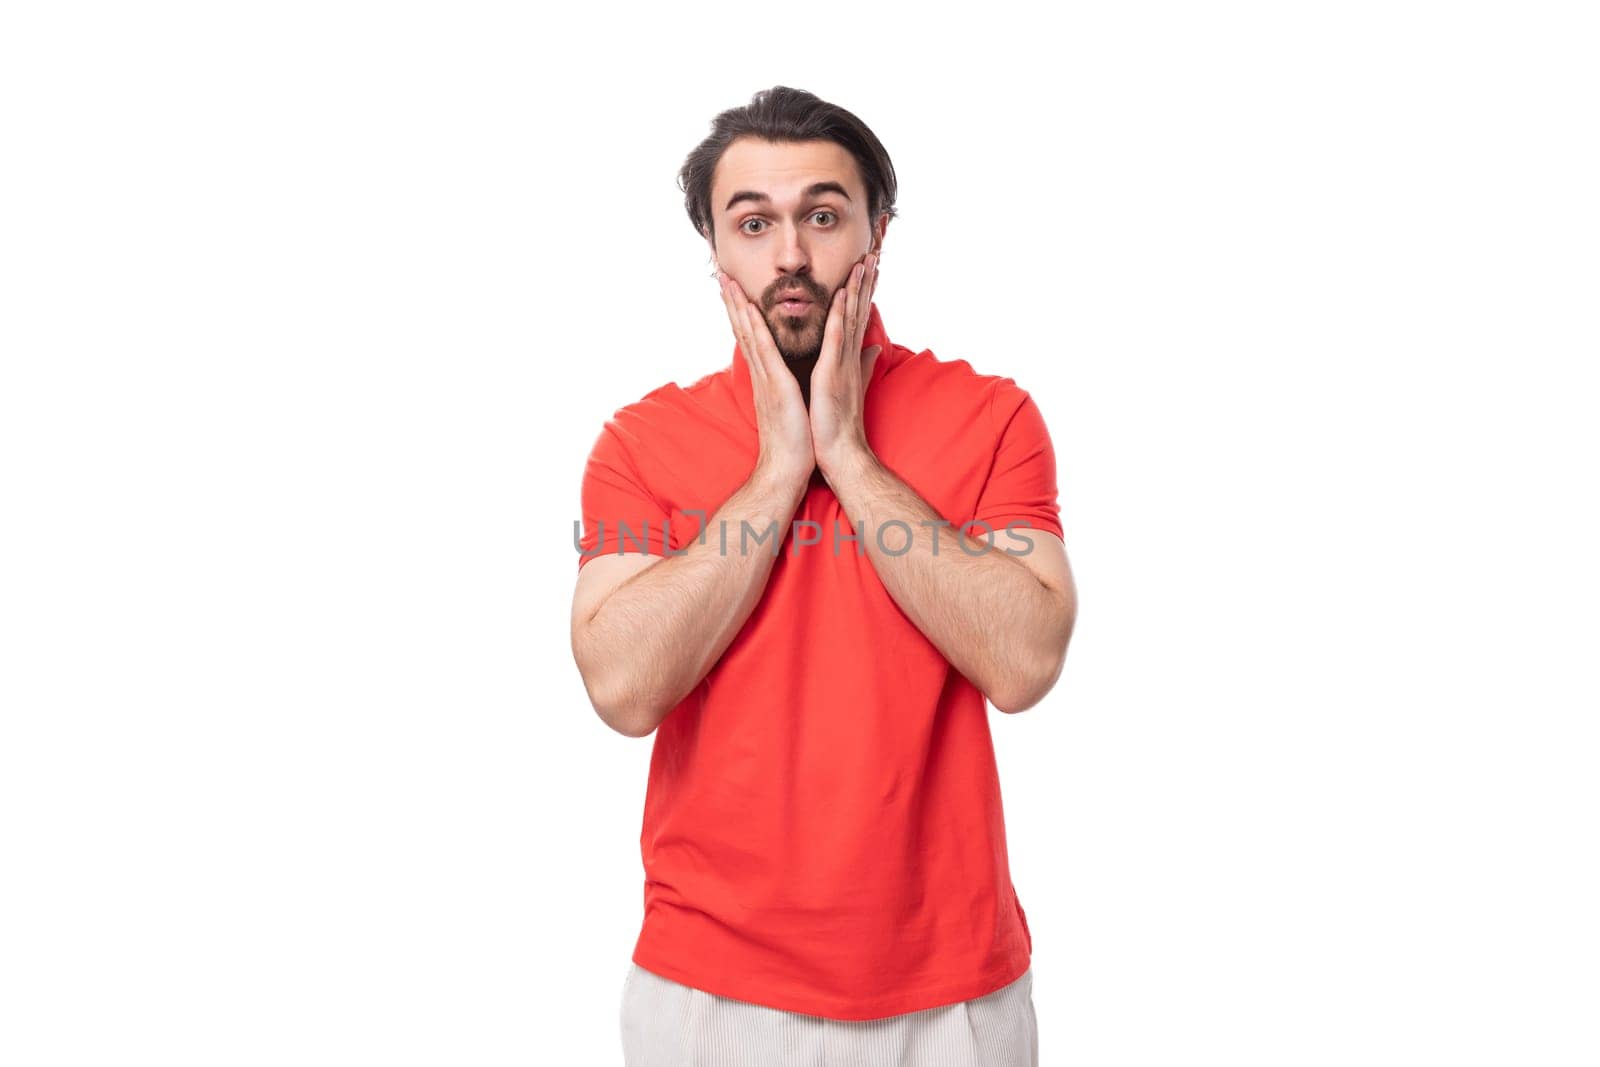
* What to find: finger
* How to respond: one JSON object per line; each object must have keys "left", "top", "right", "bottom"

{"left": 733, "top": 286, "right": 783, "bottom": 380}
{"left": 843, "top": 262, "right": 863, "bottom": 361}
{"left": 819, "top": 284, "right": 846, "bottom": 367}
{"left": 861, "top": 344, "right": 882, "bottom": 402}
{"left": 744, "top": 303, "right": 775, "bottom": 375}
{"left": 725, "top": 277, "right": 775, "bottom": 383}
{"left": 853, "top": 258, "right": 874, "bottom": 352}
{"left": 856, "top": 256, "right": 876, "bottom": 338}
{"left": 723, "top": 271, "right": 752, "bottom": 367}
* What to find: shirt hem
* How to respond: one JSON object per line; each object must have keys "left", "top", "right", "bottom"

{"left": 628, "top": 945, "right": 1032, "bottom": 1022}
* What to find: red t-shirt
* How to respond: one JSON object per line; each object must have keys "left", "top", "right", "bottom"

{"left": 576, "top": 303, "right": 1063, "bottom": 1020}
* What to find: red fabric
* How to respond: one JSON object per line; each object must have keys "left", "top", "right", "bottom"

{"left": 576, "top": 303, "right": 1063, "bottom": 1020}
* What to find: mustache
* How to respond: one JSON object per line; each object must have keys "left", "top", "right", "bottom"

{"left": 765, "top": 278, "right": 827, "bottom": 307}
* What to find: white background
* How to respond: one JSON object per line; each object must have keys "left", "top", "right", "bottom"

{"left": 3, "top": 2, "right": 1596, "bottom": 1063}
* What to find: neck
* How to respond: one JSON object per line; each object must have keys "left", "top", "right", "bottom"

{"left": 785, "top": 353, "right": 821, "bottom": 408}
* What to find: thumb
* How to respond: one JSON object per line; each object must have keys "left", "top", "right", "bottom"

{"left": 862, "top": 345, "right": 883, "bottom": 385}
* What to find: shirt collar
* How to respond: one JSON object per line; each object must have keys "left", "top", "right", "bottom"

{"left": 727, "top": 301, "right": 906, "bottom": 430}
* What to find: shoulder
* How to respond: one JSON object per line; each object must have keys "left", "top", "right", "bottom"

{"left": 589, "top": 378, "right": 694, "bottom": 450}
{"left": 608, "top": 356, "right": 739, "bottom": 428}
{"left": 583, "top": 362, "right": 742, "bottom": 486}
{"left": 893, "top": 345, "right": 1042, "bottom": 432}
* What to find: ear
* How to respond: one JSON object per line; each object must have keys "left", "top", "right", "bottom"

{"left": 872, "top": 214, "right": 890, "bottom": 255}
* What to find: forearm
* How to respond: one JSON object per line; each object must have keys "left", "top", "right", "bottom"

{"left": 823, "top": 447, "right": 1068, "bottom": 712}
{"left": 577, "top": 466, "right": 806, "bottom": 734}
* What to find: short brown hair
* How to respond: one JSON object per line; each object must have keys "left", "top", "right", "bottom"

{"left": 679, "top": 86, "right": 899, "bottom": 250}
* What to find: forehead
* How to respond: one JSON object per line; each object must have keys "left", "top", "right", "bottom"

{"left": 711, "top": 137, "right": 865, "bottom": 209}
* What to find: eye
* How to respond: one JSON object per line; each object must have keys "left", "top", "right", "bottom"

{"left": 740, "top": 211, "right": 837, "bottom": 236}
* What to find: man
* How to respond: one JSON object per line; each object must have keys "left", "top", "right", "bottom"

{"left": 571, "top": 86, "right": 1076, "bottom": 1066}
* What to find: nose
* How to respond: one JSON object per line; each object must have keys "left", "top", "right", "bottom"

{"left": 773, "top": 224, "right": 811, "bottom": 287}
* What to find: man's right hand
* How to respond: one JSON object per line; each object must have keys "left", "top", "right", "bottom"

{"left": 718, "top": 270, "right": 814, "bottom": 492}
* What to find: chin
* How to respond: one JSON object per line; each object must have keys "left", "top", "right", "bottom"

{"left": 768, "top": 312, "right": 816, "bottom": 338}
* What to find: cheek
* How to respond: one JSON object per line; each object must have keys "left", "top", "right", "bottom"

{"left": 725, "top": 268, "right": 760, "bottom": 301}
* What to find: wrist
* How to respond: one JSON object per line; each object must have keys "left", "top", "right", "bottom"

{"left": 816, "top": 438, "right": 875, "bottom": 487}
{"left": 749, "top": 457, "right": 811, "bottom": 503}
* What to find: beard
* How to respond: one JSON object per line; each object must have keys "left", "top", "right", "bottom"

{"left": 766, "top": 305, "right": 825, "bottom": 408}
{"left": 769, "top": 303, "right": 825, "bottom": 363}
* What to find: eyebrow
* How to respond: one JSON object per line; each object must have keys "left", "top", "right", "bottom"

{"left": 722, "top": 181, "right": 853, "bottom": 214}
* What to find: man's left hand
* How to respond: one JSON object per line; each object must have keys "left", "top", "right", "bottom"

{"left": 810, "top": 250, "right": 882, "bottom": 478}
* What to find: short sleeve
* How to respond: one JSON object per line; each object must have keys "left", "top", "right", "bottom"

{"left": 969, "top": 382, "right": 1064, "bottom": 542}
{"left": 576, "top": 422, "right": 672, "bottom": 571}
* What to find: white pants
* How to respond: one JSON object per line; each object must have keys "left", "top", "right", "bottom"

{"left": 620, "top": 962, "right": 1039, "bottom": 1066}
